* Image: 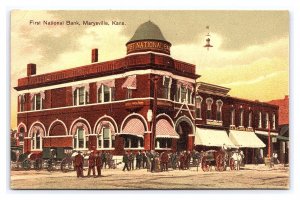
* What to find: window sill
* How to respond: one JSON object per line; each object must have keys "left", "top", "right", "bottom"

{"left": 155, "top": 148, "right": 172, "bottom": 150}
{"left": 124, "top": 147, "right": 144, "bottom": 150}
{"left": 96, "top": 148, "right": 115, "bottom": 150}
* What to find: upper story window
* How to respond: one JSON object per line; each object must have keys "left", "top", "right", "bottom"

{"left": 97, "top": 83, "right": 115, "bottom": 103}
{"left": 176, "top": 80, "right": 194, "bottom": 104}
{"left": 30, "top": 92, "right": 44, "bottom": 111}
{"left": 216, "top": 100, "right": 223, "bottom": 121}
{"left": 122, "top": 75, "right": 136, "bottom": 100}
{"left": 248, "top": 112, "right": 253, "bottom": 128}
{"left": 18, "top": 94, "right": 25, "bottom": 112}
{"left": 162, "top": 76, "right": 172, "bottom": 100}
{"left": 73, "top": 84, "right": 89, "bottom": 106}
{"left": 195, "top": 96, "right": 203, "bottom": 119}
{"left": 187, "top": 88, "right": 193, "bottom": 104}
{"left": 206, "top": 98, "right": 213, "bottom": 119}
{"left": 265, "top": 113, "right": 269, "bottom": 129}
{"left": 126, "top": 88, "right": 132, "bottom": 99}
{"left": 258, "top": 112, "right": 262, "bottom": 128}
{"left": 181, "top": 86, "right": 187, "bottom": 103}
{"left": 240, "top": 109, "right": 244, "bottom": 127}
{"left": 231, "top": 109, "right": 235, "bottom": 126}
{"left": 272, "top": 113, "right": 276, "bottom": 130}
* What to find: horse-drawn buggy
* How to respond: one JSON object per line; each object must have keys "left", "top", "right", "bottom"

{"left": 18, "top": 147, "right": 75, "bottom": 172}
{"left": 200, "top": 149, "right": 237, "bottom": 172}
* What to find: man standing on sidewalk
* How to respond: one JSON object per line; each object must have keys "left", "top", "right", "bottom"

{"left": 87, "top": 150, "right": 96, "bottom": 177}
{"left": 95, "top": 151, "right": 102, "bottom": 177}
{"left": 74, "top": 151, "right": 84, "bottom": 178}
{"left": 122, "top": 151, "right": 130, "bottom": 171}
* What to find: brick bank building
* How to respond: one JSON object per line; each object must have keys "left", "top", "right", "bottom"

{"left": 15, "top": 21, "right": 279, "bottom": 163}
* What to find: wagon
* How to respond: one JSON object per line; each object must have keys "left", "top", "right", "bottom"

{"left": 201, "top": 149, "right": 235, "bottom": 172}
{"left": 35, "top": 147, "right": 74, "bottom": 172}
{"left": 20, "top": 147, "right": 74, "bottom": 172}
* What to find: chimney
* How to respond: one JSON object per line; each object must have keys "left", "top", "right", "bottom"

{"left": 91, "top": 48, "right": 98, "bottom": 63}
{"left": 27, "top": 63, "right": 36, "bottom": 76}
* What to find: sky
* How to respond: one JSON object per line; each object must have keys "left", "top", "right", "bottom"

{"left": 10, "top": 10, "right": 289, "bottom": 129}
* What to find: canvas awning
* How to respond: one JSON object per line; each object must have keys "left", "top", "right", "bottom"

{"left": 229, "top": 130, "right": 266, "bottom": 148}
{"left": 122, "top": 75, "right": 137, "bottom": 89}
{"left": 156, "top": 119, "right": 179, "bottom": 139}
{"left": 195, "top": 128, "right": 236, "bottom": 148}
{"left": 118, "top": 118, "right": 144, "bottom": 138}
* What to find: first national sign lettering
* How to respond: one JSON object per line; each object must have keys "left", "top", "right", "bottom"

{"left": 127, "top": 40, "right": 171, "bottom": 55}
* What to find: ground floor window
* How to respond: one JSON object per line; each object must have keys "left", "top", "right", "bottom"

{"left": 97, "top": 127, "right": 115, "bottom": 149}
{"left": 155, "top": 138, "right": 172, "bottom": 149}
{"left": 124, "top": 136, "right": 144, "bottom": 148}
{"left": 74, "top": 127, "right": 88, "bottom": 149}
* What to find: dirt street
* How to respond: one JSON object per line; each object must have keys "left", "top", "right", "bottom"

{"left": 10, "top": 164, "right": 289, "bottom": 190}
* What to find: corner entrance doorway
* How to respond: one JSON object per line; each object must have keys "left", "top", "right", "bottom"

{"left": 175, "top": 117, "right": 194, "bottom": 152}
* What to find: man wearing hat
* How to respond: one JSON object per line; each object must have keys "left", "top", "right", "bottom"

{"left": 95, "top": 151, "right": 103, "bottom": 177}
{"left": 74, "top": 151, "right": 84, "bottom": 178}
{"left": 87, "top": 150, "right": 96, "bottom": 177}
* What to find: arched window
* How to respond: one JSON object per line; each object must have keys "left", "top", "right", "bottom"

{"left": 71, "top": 121, "right": 90, "bottom": 150}
{"left": 96, "top": 121, "right": 115, "bottom": 149}
{"left": 258, "top": 112, "right": 262, "bottom": 128}
{"left": 248, "top": 112, "right": 253, "bottom": 128}
{"left": 19, "top": 127, "right": 25, "bottom": 142}
{"left": 30, "top": 125, "right": 44, "bottom": 150}
{"left": 272, "top": 113, "right": 276, "bottom": 130}
{"left": 240, "top": 110, "right": 244, "bottom": 127}
{"left": 195, "top": 96, "right": 203, "bottom": 118}
{"left": 265, "top": 113, "right": 269, "bottom": 129}
{"left": 206, "top": 98, "right": 213, "bottom": 119}
{"left": 216, "top": 100, "right": 223, "bottom": 121}
{"left": 74, "top": 127, "right": 87, "bottom": 149}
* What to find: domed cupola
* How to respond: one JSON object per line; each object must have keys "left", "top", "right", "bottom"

{"left": 126, "top": 21, "right": 172, "bottom": 55}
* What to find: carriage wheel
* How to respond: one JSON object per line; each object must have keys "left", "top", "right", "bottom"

{"left": 47, "top": 160, "right": 55, "bottom": 172}
{"left": 229, "top": 158, "right": 235, "bottom": 170}
{"left": 61, "top": 158, "right": 73, "bottom": 173}
{"left": 22, "top": 159, "right": 31, "bottom": 170}
{"left": 34, "top": 158, "right": 43, "bottom": 171}
{"left": 201, "top": 157, "right": 209, "bottom": 172}
{"left": 216, "top": 154, "right": 225, "bottom": 172}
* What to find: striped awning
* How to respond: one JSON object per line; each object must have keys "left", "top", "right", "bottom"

{"left": 122, "top": 75, "right": 137, "bottom": 89}
{"left": 195, "top": 128, "right": 236, "bottom": 148}
{"left": 96, "top": 79, "right": 115, "bottom": 88}
{"left": 118, "top": 118, "right": 145, "bottom": 138}
{"left": 229, "top": 130, "right": 266, "bottom": 148}
{"left": 156, "top": 119, "right": 179, "bottom": 139}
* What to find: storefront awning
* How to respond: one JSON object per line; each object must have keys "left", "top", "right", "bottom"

{"left": 156, "top": 119, "right": 179, "bottom": 139}
{"left": 118, "top": 118, "right": 144, "bottom": 138}
{"left": 195, "top": 128, "right": 236, "bottom": 148}
{"left": 122, "top": 75, "right": 137, "bottom": 89}
{"left": 255, "top": 130, "right": 278, "bottom": 137}
{"left": 229, "top": 130, "right": 266, "bottom": 148}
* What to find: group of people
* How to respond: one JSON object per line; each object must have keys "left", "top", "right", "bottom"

{"left": 74, "top": 150, "right": 113, "bottom": 178}
{"left": 122, "top": 150, "right": 201, "bottom": 172}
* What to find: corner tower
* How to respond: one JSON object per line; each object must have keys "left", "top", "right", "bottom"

{"left": 126, "top": 21, "right": 172, "bottom": 55}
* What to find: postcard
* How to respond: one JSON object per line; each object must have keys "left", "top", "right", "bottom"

{"left": 10, "top": 10, "right": 289, "bottom": 189}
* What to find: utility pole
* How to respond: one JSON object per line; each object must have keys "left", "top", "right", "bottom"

{"left": 268, "top": 119, "right": 271, "bottom": 159}
{"left": 149, "top": 75, "right": 160, "bottom": 150}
